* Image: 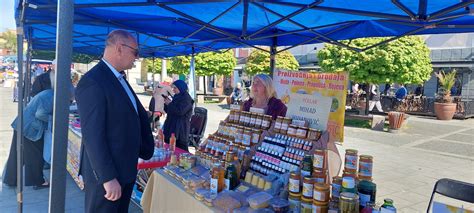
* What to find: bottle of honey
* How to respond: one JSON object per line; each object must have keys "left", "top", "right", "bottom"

{"left": 210, "top": 163, "right": 225, "bottom": 194}
{"left": 170, "top": 133, "right": 176, "bottom": 152}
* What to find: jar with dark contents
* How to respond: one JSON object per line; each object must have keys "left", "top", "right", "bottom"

{"left": 255, "top": 113, "right": 263, "bottom": 129}
{"left": 331, "top": 176, "right": 342, "bottom": 201}
{"left": 281, "top": 117, "right": 291, "bottom": 134}
{"left": 271, "top": 198, "right": 290, "bottom": 213}
{"left": 296, "top": 126, "right": 309, "bottom": 139}
{"left": 287, "top": 124, "right": 298, "bottom": 137}
{"left": 249, "top": 112, "right": 257, "bottom": 127}
{"left": 274, "top": 116, "right": 284, "bottom": 133}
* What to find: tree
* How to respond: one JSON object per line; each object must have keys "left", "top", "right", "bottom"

{"left": 317, "top": 36, "right": 432, "bottom": 85}
{"left": 143, "top": 58, "right": 171, "bottom": 74}
{"left": 318, "top": 36, "right": 432, "bottom": 114}
{"left": 168, "top": 50, "right": 236, "bottom": 76}
{"left": 0, "top": 30, "right": 17, "bottom": 54}
{"left": 31, "top": 50, "right": 98, "bottom": 64}
{"left": 245, "top": 49, "right": 299, "bottom": 75}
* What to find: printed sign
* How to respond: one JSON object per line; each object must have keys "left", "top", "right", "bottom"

{"left": 273, "top": 69, "right": 349, "bottom": 142}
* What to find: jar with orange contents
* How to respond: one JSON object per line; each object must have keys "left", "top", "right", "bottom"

{"left": 344, "top": 149, "right": 358, "bottom": 173}
{"left": 358, "top": 155, "right": 373, "bottom": 181}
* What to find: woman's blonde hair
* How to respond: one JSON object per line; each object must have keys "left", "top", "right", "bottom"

{"left": 250, "top": 74, "right": 277, "bottom": 101}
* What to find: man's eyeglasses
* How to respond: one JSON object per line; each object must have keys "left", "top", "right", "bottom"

{"left": 121, "top": 44, "right": 139, "bottom": 57}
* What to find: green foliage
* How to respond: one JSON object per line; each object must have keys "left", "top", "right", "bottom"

{"left": 31, "top": 50, "right": 98, "bottom": 64}
{"left": 168, "top": 50, "right": 237, "bottom": 76}
{"left": 143, "top": 58, "right": 172, "bottom": 74}
{"left": 0, "top": 31, "right": 17, "bottom": 53}
{"left": 317, "top": 36, "right": 432, "bottom": 85}
{"left": 435, "top": 69, "right": 457, "bottom": 102}
{"left": 245, "top": 49, "right": 299, "bottom": 75}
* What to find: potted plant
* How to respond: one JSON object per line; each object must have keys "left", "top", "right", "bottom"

{"left": 434, "top": 70, "right": 457, "bottom": 120}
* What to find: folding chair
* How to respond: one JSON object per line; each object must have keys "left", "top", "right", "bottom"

{"left": 427, "top": 178, "right": 474, "bottom": 212}
{"left": 189, "top": 107, "right": 207, "bottom": 148}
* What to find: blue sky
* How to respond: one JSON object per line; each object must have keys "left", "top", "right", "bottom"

{"left": 1, "top": 0, "right": 17, "bottom": 32}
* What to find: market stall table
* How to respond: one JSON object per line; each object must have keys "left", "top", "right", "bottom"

{"left": 141, "top": 169, "right": 213, "bottom": 213}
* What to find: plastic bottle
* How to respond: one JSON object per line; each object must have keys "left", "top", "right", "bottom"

{"left": 211, "top": 163, "right": 225, "bottom": 194}
{"left": 170, "top": 133, "right": 176, "bottom": 152}
{"left": 380, "top": 199, "right": 396, "bottom": 213}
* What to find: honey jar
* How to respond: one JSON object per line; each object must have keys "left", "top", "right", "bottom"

{"left": 289, "top": 171, "right": 301, "bottom": 193}
{"left": 302, "top": 176, "right": 315, "bottom": 199}
{"left": 313, "top": 183, "right": 330, "bottom": 202}
{"left": 313, "top": 149, "right": 327, "bottom": 170}
{"left": 358, "top": 155, "right": 373, "bottom": 181}
{"left": 344, "top": 149, "right": 358, "bottom": 173}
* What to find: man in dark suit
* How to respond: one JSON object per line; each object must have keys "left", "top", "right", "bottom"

{"left": 75, "top": 29, "right": 154, "bottom": 213}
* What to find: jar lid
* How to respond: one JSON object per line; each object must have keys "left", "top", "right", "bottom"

{"left": 332, "top": 176, "right": 342, "bottom": 182}
{"left": 340, "top": 192, "right": 358, "bottom": 201}
{"left": 303, "top": 175, "right": 314, "bottom": 182}
{"left": 313, "top": 149, "right": 326, "bottom": 154}
{"left": 313, "top": 200, "right": 329, "bottom": 206}
{"left": 313, "top": 183, "right": 330, "bottom": 190}
{"left": 301, "top": 196, "right": 313, "bottom": 203}
{"left": 360, "top": 154, "right": 373, "bottom": 160}
{"left": 345, "top": 149, "right": 358, "bottom": 154}
{"left": 289, "top": 192, "right": 301, "bottom": 199}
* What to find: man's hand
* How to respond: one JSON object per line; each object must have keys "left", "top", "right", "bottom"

{"left": 103, "top": 178, "right": 122, "bottom": 201}
{"left": 164, "top": 98, "right": 171, "bottom": 105}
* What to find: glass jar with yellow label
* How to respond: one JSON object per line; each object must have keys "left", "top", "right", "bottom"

{"left": 313, "top": 183, "right": 330, "bottom": 202}
{"left": 302, "top": 176, "right": 315, "bottom": 199}
{"left": 289, "top": 171, "right": 301, "bottom": 193}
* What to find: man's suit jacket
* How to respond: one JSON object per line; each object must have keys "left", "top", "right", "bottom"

{"left": 75, "top": 60, "right": 154, "bottom": 185}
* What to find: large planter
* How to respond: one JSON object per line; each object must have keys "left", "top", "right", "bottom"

{"left": 213, "top": 87, "right": 223, "bottom": 95}
{"left": 434, "top": 102, "right": 456, "bottom": 120}
{"left": 388, "top": 111, "right": 406, "bottom": 131}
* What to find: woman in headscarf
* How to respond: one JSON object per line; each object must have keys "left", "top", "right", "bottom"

{"left": 3, "top": 74, "right": 56, "bottom": 189}
{"left": 162, "top": 80, "right": 194, "bottom": 151}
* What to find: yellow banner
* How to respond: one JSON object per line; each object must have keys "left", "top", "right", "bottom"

{"left": 273, "top": 69, "right": 348, "bottom": 143}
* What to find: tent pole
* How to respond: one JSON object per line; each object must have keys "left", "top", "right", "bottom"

{"left": 189, "top": 47, "right": 197, "bottom": 103}
{"left": 269, "top": 38, "right": 277, "bottom": 78}
{"left": 48, "top": 0, "right": 74, "bottom": 212}
{"left": 15, "top": 21, "right": 25, "bottom": 213}
{"left": 25, "top": 34, "right": 32, "bottom": 103}
{"left": 161, "top": 58, "right": 167, "bottom": 82}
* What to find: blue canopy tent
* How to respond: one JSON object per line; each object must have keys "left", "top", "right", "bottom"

{"left": 18, "top": 0, "right": 474, "bottom": 57}
{"left": 12, "top": 0, "right": 473, "bottom": 212}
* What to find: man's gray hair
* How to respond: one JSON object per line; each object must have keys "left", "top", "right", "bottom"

{"left": 105, "top": 30, "right": 135, "bottom": 47}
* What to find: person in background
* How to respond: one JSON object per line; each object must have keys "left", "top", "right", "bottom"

{"left": 163, "top": 80, "right": 194, "bottom": 152}
{"left": 383, "top": 83, "right": 391, "bottom": 95}
{"left": 3, "top": 86, "right": 55, "bottom": 190}
{"left": 230, "top": 82, "right": 243, "bottom": 104}
{"left": 415, "top": 85, "right": 423, "bottom": 96}
{"left": 368, "top": 84, "right": 383, "bottom": 112}
{"left": 395, "top": 84, "right": 408, "bottom": 101}
{"left": 75, "top": 29, "right": 154, "bottom": 212}
{"left": 30, "top": 60, "right": 55, "bottom": 97}
{"left": 150, "top": 77, "right": 174, "bottom": 120}
{"left": 242, "top": 74, "right": 287, "bottom": 119}
{"left": 351, "top": 83, "right": 359, "bottom": 94}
